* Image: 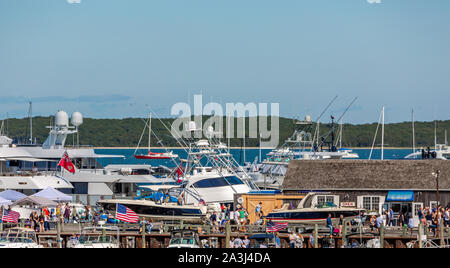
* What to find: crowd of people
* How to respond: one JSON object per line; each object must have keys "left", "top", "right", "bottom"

{"left": 0, "top": 203, "right": 118, "bottom": 233}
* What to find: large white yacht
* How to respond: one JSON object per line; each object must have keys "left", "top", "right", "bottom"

{"left": 0, "top": 111, "right": 178, "bottom": 205}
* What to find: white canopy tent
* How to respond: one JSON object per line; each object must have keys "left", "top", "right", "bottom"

{"left": 0, "top": 196, "right": 12, "bottom": 207}
{"left": 31, "top": 187, "right": 72, "bottom": 202}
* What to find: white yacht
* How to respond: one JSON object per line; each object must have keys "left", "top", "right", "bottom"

{"left": 0, "top": 110, "right": 179, "bottom": 205}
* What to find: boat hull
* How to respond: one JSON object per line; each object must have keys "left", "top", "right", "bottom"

{"left": 97, "top": 200, "right": 206, "bottom": 223}
{"left": 265, "top": 209, "right": 364, "bottom": 225}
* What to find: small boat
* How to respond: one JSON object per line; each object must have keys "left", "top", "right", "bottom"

{"left": 67, "top": 226, "right": 120, "bottom": 248}
{"left": 135, "top": 151, "right": 179, "bottom": 160}
{"left": 265, "top": 192, "right": 364, "bottom": 225}
{"left": 134, "top": 113, "right": 178, "bottom": 160}
{"left": 0, "top": 227, "right": 43, "bottom": 248}
{"left": 167, "top": 229, "right": 201, "bottom": 248}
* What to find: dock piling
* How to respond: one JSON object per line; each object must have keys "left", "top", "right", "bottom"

{"left": 314, "top": 224, "right": 318, "bottom": 248}
{"left": 380, "top": 224, "right": 385, "bottom": 248}
{"left": 418, "top": 221, "right": 423, "bottom": 248}
{"left": 141, "top": 221, "right": 146, "bottom": 249}
{"left": 225, "top": 221, "right": 231, "bottom": 248}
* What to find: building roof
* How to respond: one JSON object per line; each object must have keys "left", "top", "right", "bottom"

{"left": 282, "top": 160, "right": 450, "bottom": 191}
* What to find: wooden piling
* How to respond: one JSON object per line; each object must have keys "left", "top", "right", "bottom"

{"left": 141, "top": 221, "right": 146, "bottom": 249}
{"left": 440, "top": 224, "right": 444, "bottom": 247}
{"left": 314, "top": 224, "right": 318, "bottom": 249}
{"left": 380, "top": 224, "right": 385, "bottom": 248}
{"left": 418, "top": 221, "right": 423, "bottom": 248}
{"left": 342, "top": 220, "right": 347, "bottom": 248}
{"left": 56, "top": 220, "right": 62, "bottom": 248}
{"left": 225, "top": 221, "right": 231, "bottom": 248}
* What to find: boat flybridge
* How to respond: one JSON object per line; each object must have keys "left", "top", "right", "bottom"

{"left": 0, "top": 110, "right": 179, "bottom": 205}
{"left": 265, "top": 192, "right": 364, "bottom": 225}
{"left": 175, "top": 122, "right": 257, "bottom": 207}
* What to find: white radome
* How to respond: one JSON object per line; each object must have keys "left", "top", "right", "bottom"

{"left": 71, "top": 112, "right": 83, "bottom": 127}
{"left": 55, "top": 111, "right": 69, "bottom": 127}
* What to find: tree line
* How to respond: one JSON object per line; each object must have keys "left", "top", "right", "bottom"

{"left": 1, "top": 116, "right": 449, "bottom": 148}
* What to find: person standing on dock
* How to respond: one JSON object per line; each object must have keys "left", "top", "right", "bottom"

{"left": 326, "top": 214, "right": 333, "bottom": 235}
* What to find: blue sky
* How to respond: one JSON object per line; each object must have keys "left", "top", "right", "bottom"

{"left": 0, "top": 0, "right": 449, "bottom": 124}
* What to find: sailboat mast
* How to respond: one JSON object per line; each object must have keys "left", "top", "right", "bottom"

{"left": 243, "top": 117, "right": 246, "bottom": 164}
{"left": 412, "top": 109, "right": 416, "bottom": 157}
{"left": 148, "top": 113, "right": 152, "bottom": 152}
{"left": 446, "top": 129, "right": 448, "bottom": 146}
{"left": 381, "top": 106, "right": 385, "bottom": 160}
{"left": 434, "top": 121, "right": 437, "bottom": 150}
{"left": 29, "top": 102, "right": 33, "bottom": 144}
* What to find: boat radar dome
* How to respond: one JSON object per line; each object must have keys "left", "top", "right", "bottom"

{"left": 305, "top": 115, "right": 312, "bottom": 122}
{"left": 71, "top": 112, "right": 83, "bottom": 127}
{"left": 55, "top": 111, "right": 69, "bottom": 127}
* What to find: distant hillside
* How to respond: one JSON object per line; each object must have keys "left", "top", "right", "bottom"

{"left": 1, "top": 116, "right": 449, "bottom": 148}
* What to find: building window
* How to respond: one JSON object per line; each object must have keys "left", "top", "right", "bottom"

{"left": 361, "top": 196, "right": 381, "bottom": 212}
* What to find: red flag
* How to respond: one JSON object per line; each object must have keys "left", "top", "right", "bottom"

{"left": 176, "top": 165, "right": 184, "bottom": 184}
{"left": 58, "top": 151, "right": 76, "bottom": 174}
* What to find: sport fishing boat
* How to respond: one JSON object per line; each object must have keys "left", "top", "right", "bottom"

{"left": 0, "top": 227, "right": 43, "bottom": 248}
{"left": 265, "top": 192, "right": 364, "bottom": 225}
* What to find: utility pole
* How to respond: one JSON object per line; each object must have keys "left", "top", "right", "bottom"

{"left": 434, "top": 170, "right": 440, "bottom": 206}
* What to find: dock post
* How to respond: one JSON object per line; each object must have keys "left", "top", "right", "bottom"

{"left": 314, "top": 224, "right": 318, "bottom": 249}
{"left": 418, "top": 221, "right": 423, "bottom": 248}
{"left": 141, "top": 221, "right": 146, "bottom": 249}
{"left": 225, "top": 221, "right": 231, "bottom": 248}
{"left": 180, "top": 220, "right": 184, "bottom": 230}
{"left": 57, "top": 219, "right": 62, "bottom": 248}
{"left": 440, "top": 223, "right": 444, "bottom": 247}
{"left": 402, "top": 225, "right": 407, "bottom": 237}
{"left": 342, "top": 220, "right": 347, "bottom": 248}
{"left": 380, "top": 224, "right": 385, "bottom": 248}
{"left": 0, "top": 221, "right": 3, "bottom": 232}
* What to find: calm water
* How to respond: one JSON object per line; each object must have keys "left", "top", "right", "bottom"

{"left": 95, "top": 148, "right": 413, "bottom": 168}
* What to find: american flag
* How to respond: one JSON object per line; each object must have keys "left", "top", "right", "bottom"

{"left": 2, "top": 209, "right": 20, "bottom": 223}
{"left": 115, "top": 204, "right": 139, "bottom": 223}
{"left": 266, "top": 221, "right": 288, "bottom": 232}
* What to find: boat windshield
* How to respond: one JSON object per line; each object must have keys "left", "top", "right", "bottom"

{"left": 79, "top": 235, "right": 116, "bottom": 244}
{"left": 0, "top": 230, "right": 36, "bottom": 243}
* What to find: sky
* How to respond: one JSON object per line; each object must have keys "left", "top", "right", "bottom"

{"left": 0, "top": 0, "right": 449, "bottom": 124}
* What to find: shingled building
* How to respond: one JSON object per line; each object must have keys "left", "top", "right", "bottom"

{"left": 282, "top": 160, "right": 450, "bottom": 226}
